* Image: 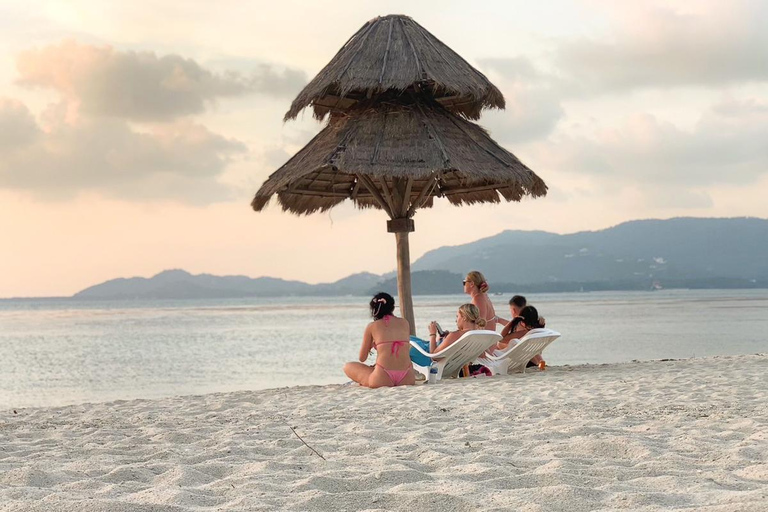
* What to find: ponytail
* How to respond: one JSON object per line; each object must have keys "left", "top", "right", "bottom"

{"left": 517, "top": 305, "right": 543, "bottom": 330}
{"left": 369, "top": 292, "right": 395, "bottom": 320}
{"left": 458, "top": 303, "right": 485, "bottom": 328}
{"left": 466, "top": 271, "right": 490, "bottom": 294}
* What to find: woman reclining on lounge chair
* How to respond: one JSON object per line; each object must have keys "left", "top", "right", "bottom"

{"left": 497, "top": 305, "right": 547, "bottom": 368}
{"left": 427, "top": 303, "right": 487, "bottom": 352}
{"left": 343, "top": 293, "right": 415, "bottom": 388}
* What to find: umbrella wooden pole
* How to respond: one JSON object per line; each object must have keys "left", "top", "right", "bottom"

{"left": 388, "top": 217, "right": 416, "bottom": 335}
{"left": 394, "top": 231, "right": 416, "bottom": 335}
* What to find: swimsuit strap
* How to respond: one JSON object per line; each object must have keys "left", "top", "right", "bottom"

{"left": 374, "top": 340, "right": 407, "bottom": 357}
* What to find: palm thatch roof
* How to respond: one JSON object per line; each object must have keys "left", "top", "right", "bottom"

{"left": 284, "top": 14, "right": 505, "bottom": 122}
{"left": 253, "top": 99, "right": 546, "bottom": 216}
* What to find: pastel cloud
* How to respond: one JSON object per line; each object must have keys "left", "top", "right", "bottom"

{"left": 479, "top": 57, "right": 566, "bottom": 144}
{"left": 0, "top": 99, "right": 245, "bottom": 203}
{"left": 0, "top": 99, "right": 40, "bottom": 149}
{"left": 15, "top": 40, "right": 306, "bottom": 121}
{"left": 0, "top": 40, "right": 310, "bottom": 204}
{"left": 556, "top": 1, "right": 768, "bottom": 94}
{"left": 479, "top": 0, "right": 768, "bottom": 141}
{"left": 531, "top": 97, "right": 768, "bottom": 206}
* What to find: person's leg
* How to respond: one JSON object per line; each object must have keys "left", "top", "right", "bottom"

{"left": 345, "top": 362, "right": 417, "bottom": 388}
{"left": 343, "top": 362, "right": 374, "bottom": 386}
{"left": 365, "top": 370, "right": 390, "bottom": 388}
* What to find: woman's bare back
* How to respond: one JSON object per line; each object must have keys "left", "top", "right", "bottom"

{"left": 370, "top": 316, "right": 411, "bottom": 370}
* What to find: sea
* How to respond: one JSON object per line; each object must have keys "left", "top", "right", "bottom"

{"left": 1, "top": 289, "right": 767, "bottom": 408}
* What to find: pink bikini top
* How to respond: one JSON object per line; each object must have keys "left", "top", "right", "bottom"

{"left": 374, "top": 340, "right": 407, "bottom": 357}
{"left": 374, "top": 315, "right": 407, "bottom": 357}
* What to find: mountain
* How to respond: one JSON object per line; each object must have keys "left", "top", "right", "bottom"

{"left": 72, "top": 217, "right": 768, "bottom": 299}
{"left": 374, "top": 270, "right": 465, "bottom": 295}
{"left": 412, "top": 217, "right": 768, "bottom": 285}
{"left": 74, "top": 270, "right": 383, "bottom": 300}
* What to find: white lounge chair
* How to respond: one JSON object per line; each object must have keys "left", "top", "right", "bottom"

{"left": 410, "top": 330, "right": 501, "bottom": 381}
{"left": 476, "top": 328, "right": 561, "bottom": 375}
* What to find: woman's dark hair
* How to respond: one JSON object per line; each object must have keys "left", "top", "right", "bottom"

{"left": 369, "top": 292, "right": 395, "bottom": 320}
{"left": 509, "top": 295, "right": 527, "bottom": 308}
{"left": 510, "top": 305, "right": 543, "bottom": 331}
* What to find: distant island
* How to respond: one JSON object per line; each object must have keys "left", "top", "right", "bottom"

{"left": 73, "top": 217, "right": 768, "bottom": 299}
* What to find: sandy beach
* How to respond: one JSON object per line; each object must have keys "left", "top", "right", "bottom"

{"left": 2, "top": 354, "right": 767, "bottom": 511}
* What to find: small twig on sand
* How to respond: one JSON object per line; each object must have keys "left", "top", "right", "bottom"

{"left": 289, "top": 425, "right": 326, "bottom": 460}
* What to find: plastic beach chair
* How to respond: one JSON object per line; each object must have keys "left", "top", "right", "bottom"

{"left": 410, "top": 330, "right": 501, "bottom": 381}
{"left": 475, "top": 328, "right": 561, "bottom": 375}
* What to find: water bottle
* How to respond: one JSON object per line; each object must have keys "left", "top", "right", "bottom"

{"left": 428, "top": 364, "right": 438, "bottom": 384}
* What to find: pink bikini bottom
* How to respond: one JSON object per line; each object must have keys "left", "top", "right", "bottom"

{"left": 376, "top": 364, "right": 411, "bottom": 386}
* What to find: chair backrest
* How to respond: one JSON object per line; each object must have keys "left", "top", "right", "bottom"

{"left": 436, "top": 330, "right": 501, "bottom": 378}
{"left": 506, "top": 328, "right": 561, "bottom": 372}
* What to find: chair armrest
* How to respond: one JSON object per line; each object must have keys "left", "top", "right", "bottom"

{"left": 409, "top": 339, "right": 435, "bottom": 358}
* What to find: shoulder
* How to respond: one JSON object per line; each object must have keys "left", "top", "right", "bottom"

{"left": 445, "top": 329, "right": 465, "bottom": 343}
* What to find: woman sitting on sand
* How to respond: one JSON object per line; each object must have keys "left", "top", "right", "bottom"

{"left": 463, "top": 271, "right": 506, "bottom": 332}
{"left": 497, "top": 305, "right": 546, "bottom": 369}
{"left": 428, "top": 303, "right": 487, "bottom": 352}
{"left": 343, "top": 293, "right": 415, "bottom": 388}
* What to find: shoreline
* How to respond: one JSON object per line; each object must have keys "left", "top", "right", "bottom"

{"left": 2, "top": 354, "right": 768, "bottom": 511}
{"left": 4, "top": 286, "right": 768, "bottom": 303}
{"left": 5, "top": 353, "right": 765, "bottom": 412}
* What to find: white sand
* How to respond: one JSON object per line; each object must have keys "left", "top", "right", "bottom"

{"left": 2, "top": 355, "right": 767, "bottom": 511}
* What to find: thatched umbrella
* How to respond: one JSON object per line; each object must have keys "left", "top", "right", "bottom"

{"left": 252, "top": 15, "right": 547, "bottom": 334}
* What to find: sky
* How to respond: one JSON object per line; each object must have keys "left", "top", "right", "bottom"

{"left": 1, "top": 0, "right": 767, "bottom": 297}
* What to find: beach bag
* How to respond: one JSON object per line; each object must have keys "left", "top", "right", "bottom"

{"left": 463, "top": 364, "right": 492, "bottom": 378}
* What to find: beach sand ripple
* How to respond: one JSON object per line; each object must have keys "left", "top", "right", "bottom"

{"left": 1, "top": 355, "right": 767, "bottom": 511}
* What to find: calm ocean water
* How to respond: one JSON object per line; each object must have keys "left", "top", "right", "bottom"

{"left": 1, "top": 289, "right": 767, "bottom": 408}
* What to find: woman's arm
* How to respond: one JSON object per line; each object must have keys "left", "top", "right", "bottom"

{"left": 359, "top": 323, "right": 374, "bottom": 362}
{"left": 496, "top": 329, "right": 526, "bottom": 350}
{"left": 432, "top": 330, "right": 462, "bottom": 353}
{"left": 428, "top": 321, "right": 439, "bottom": 353}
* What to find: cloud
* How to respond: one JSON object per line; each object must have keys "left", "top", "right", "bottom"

{"left": 262, "top": 147, "right": 292, "bottom": 169}
{"left": 479, "top": 58, "right": 566, "bottom": 144}
{"left": 0, "top": 99, "right": 40, "bottom": 149}
{"left": 531, "top": 97, "right": 768, "bottom": 205}
{"left": 0, "top": 99, "right": 245, "bottom": 204}
{"left": 0, "top": 40, "right": 310, "bottom": 204}
{"left": 15, "top": 40, "right": 306, "bottom": 121}
{"left": 556, "top": 1, "right": 768, "bottom": 94}
{"left": 482, "top": 85, "right": 565, "bottom": 144}
{"left": 480, "top": 2, "right": 768, "bottom": 109}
